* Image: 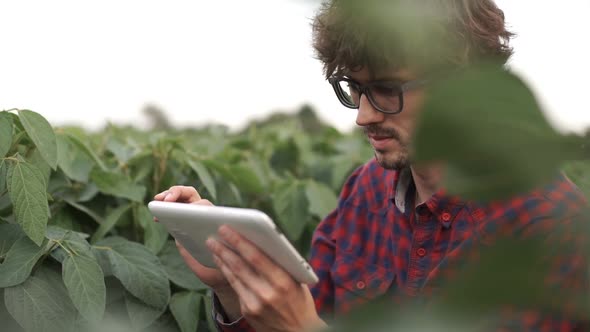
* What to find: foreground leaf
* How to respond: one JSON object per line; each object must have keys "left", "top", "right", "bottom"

{"left": 63, "top": 254, "right": 106, "bottom": 323}
{"left": 0, "top": 111, "right": 13, "bottom": 158}
{"left": 97, "top": 236, "right": 170, "bottom": 309}
{"left": 159, "top": 240, "right": 207, "bottom": 291}
{"left": 0, "top": 235, "right": 45, "bottom": 287}
{"left": 413, "top": 64, "right": 578, "bottom": 200}
{"left": 170, "top": 291, "right": 202, "bottom": 332}
{"left": 90, "top": 168, "right": 146, "bottom": 202}
{"left": 8, "top": 161, "right": 50, "bottom": 245}
{"left": 4, "top": 276, "right": 76, "bottom": 332}
{"left": 18, "top": 109, "right": 58, "bottom": 169}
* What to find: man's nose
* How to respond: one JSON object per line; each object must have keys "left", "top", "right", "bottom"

{"left": 356, "top": 93, "right": 385, "bottom": 127}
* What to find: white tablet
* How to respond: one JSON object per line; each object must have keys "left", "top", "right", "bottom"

{"left": 147, "top": 201, "right": 319, "bottom": 285}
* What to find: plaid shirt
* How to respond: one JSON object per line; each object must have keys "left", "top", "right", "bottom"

{"left": 215, "top": 159, "right": 589, "bottom": 331}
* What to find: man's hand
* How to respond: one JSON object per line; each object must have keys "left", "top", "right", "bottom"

{"left": 207, "top": 225, "right": 327, "bottom": 332}
{"left": 153, "top": 186, "right": 241, "bottom": 320}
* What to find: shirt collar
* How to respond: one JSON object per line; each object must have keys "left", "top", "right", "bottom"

{"left": 390, "top": 167, "right": 465, "bottom": 228}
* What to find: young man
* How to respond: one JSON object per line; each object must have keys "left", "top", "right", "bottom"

{"left": 155, "top": 0, "right": 588, "bottom": 331}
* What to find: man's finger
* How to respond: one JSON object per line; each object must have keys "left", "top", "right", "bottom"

{"left": 165, "top": 185, "right": 201, "bottom": 203}
{"left": 213, "top": 254, "right": 262, "bottom": 316}
{"left": 212, "top": 227, "right": 292, "bottom": 288}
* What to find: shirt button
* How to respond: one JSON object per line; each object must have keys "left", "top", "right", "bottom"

{"left": 417, "top": 248, "right": 427, "bottom": 257}
{"left": 356, "top": 281, "right": 366, "bottom": 290}
{"left": 441, "top": 212, "right": 451, "bottom": 222}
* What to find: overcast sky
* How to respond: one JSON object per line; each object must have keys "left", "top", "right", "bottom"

{"left": 1, "top": 0, "right": 589, "bottom": 133}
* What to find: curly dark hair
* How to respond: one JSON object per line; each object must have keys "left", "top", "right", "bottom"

{"left": 312, "top": 0, "right": 514, "bottom": 78}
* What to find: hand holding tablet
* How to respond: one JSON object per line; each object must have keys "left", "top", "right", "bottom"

{"left": 148, "top": 200, "right": 319, "bottom": 285}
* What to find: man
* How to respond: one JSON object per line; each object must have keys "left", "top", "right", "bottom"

{"left": 155, "top": 0, "right": 588, "bottom": 331}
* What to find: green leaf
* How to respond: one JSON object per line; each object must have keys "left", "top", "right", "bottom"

{"left": 107, "top": 137, "right": 140, "bottom": 164}
{"left": 136, "top": 205, "right": 168, "bottom": 254}
{"left": 170, "top": 291, "right": 202, "bottom": 332}
{"left": 8, "top": 161, "right": 50, "bottom": 245}
{"left": 0, "top": 111, "right": 13, "bottom": 158}
{"left": 0, "top": 159, "right": 8, "bottom": 194}
{"left": 187, "top": 159, "right": 217, "bottom": 200}
{"left": 97, "top": 236, "right": 171, "bottom": 309}
{"left": 125, "top": 292, "right": 166, "bottom": 331}
{"left": 158, "top": 241, "right": 207, "bottom": 291}
{"left": 64, "top": 133, "right": 108, "bottom": 171}
{"left": 91, "top": 203, "right": 132, "bottom": 243}
{"left": 63, "top": 254, "right": 106, "bottom": 324}
{"left": 228, "top": 163, "right": 265, "bottom": 194}
{"left": 413, "top": 64, "right": 576, "bottom": 200}
{"left": 305, "top": 180, "right": 338, "bottom": 219}
{"left": 65, "top": 199, "right": 104, "bottom": 225}
{"left": 90, "top": 168, "right": 146, "bottom": 202}
{"left": 0, "top": 236, "right": 45, "bottom": 287}
{"left": 272, "top": 180, "right": 309, "bottom": 240}
{"left": 17, "top": 110, "right": 58, "bottom": 170}
{"left": 56, "top": 133, "right": 95, "bottom": 183}
{"left": 4, "top": 276, "right": 77, "bottom": 332}
{"left": 28, "top": 148, "right": 52, "bottom": 188}
{"left": 270, "top": 138, "right": 300, "bottom": 175}
{"left": 0, "top": 224, "right": 24, "bottom": 258}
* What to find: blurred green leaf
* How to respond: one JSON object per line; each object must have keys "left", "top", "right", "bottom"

{"left": 18, "top": 110, "right": 58, "bottom": 170}
{"left": 414, "top": 64, "right": 579, "bottom": 200}
{"left": 187, "top": 159, "right": 217, "bottom": 200}
{"left": 96, "top": 236, "right": 170, "bottom": 309}
{"left": 125, "top": 292, "right": 166, "bottom": 331}
{"left": 136, "top": 205, "right": 168, "bottom": 255}
{"left": 56, "top": 133, "right": 95, "bottom": 183}
{"left": 64, "top": 133, "right": 108, "bottom": 171}
{"left": 0, "top": 111, "right": 13, "bottom": 158}
{"left": 305, "top": 180, "right": 338, "bottom": 219}
{"left": 90, "top": 168, "right": 146, "bottom": 202}
{"left": 4, "top": 276, "right": 77, "bottom": 332}
{"left": 563, "top": 161, "right": 590, "bottom": 199}
{"left": 8, "top": 161, "right": 50, "bottom": 245}
{"left": 169, "top": 291, "right": 202, "bottom": 332}
{"left": 270, "top": 138, "right": 300, "bottom": 175}
{"left": 273, "top": 180, "right": 309, "bottom": 240}
{"left": 0, "top": 159, "right": 8, "bottom": 194}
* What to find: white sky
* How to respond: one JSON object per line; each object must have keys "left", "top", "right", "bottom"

{"left": 1, "top": 0, "right": 589, "bottom": 134}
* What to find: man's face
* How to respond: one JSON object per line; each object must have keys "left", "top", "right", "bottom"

{"left": 348, "top": 68, "right": 425, "bottom": 170}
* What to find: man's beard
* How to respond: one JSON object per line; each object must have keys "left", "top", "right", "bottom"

{"left": 363, "top": 125, "right": 411, "bottom": 170}
{"left": 374, "top": 149, "right": 410, "bottom": 170}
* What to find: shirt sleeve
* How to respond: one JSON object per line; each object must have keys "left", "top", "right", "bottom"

{"left": 211, "top": 292, "right": 255, "bottom": 332}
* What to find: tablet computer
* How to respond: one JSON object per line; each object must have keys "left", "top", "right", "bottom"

{"left": 147, "top": 201, "right": 319, "bottom": 285}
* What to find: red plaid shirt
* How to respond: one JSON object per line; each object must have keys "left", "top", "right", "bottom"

{"left": 215, "top": 159, "right": 589, "bottom": 331}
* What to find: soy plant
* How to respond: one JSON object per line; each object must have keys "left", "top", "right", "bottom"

{"left": 0, "top": 108, "right": 355, "bottom": 332}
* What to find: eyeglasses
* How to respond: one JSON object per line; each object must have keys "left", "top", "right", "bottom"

{"left": 328, "top": 76, "right": 426, "bottom": 114}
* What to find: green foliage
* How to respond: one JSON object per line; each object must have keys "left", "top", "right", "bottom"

{"left": 0, "top": 107, "right": 363, "bottom": 332}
